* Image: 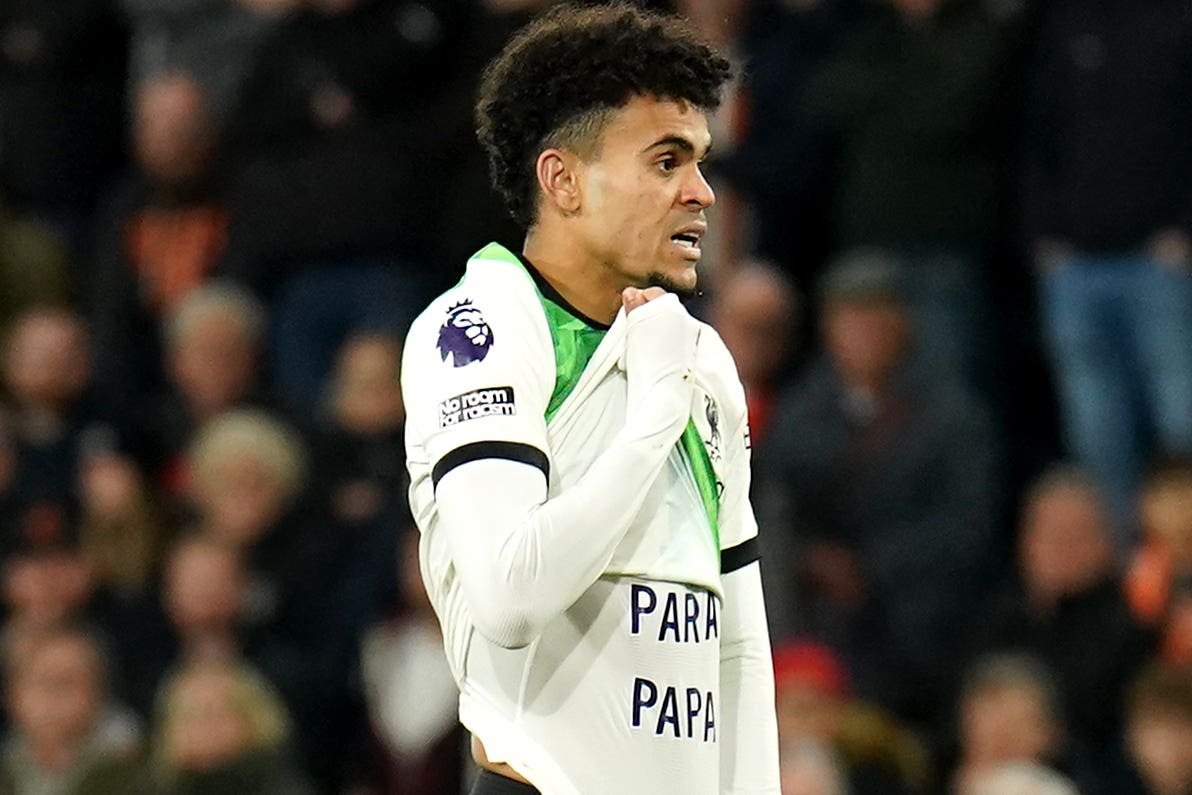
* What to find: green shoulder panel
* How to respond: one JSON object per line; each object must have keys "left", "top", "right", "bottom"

{"left": 680, "top": 419, "right": 721, "bottom": 553}
{"left": 469, "top": 242, "right": 606, "bottom": 421}
{"left": 542, "top": 303, "right": 606, "bottom": 420}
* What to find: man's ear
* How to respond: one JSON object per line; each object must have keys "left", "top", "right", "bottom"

{"left": 536, "top": 148, "right": 582, "bottom": 215}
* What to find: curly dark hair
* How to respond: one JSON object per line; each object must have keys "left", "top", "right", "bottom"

{"left": 476, "top": 3, "right": 732, "bottom": 229}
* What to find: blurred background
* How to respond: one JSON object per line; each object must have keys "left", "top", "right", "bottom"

{"left": 0, "top": 0, "right": 1190, "bottom": 793}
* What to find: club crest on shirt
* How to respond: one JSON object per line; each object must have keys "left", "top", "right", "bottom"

{"left": 437, "top": 299, "right": 493, "bottom": 367}
{"left": 704, "top": 395, "right": 722, "bottom": 463}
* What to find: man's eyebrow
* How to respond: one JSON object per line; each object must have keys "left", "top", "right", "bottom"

{"left": 644, "top": 135, "right": 713, "bottom": 158}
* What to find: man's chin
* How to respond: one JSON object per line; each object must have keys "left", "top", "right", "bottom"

{"left": 645, "top": 269, "right": 699, "bottom": 298}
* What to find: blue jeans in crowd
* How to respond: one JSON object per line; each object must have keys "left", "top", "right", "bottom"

{"left": 1040, "top": 253, "right": 1192, "bottom": 549}
{"left": 271, "top": 260, "right": 430, "bottom": 413}
{"left": 899, "top": 248, "right": 993, "bottom": 397}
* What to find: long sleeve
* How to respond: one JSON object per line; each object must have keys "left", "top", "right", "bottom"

{"left": 434, "top": 381, "right": 694, "bottom": 648}
{"left": 719, "top": 563, "right": 779, "bottom": 794}
{"left": 715, "top": 383, "right": 780, "bottom": 793}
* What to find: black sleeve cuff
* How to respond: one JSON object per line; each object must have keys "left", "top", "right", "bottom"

{"left": 721, "top": 536, "right": 761, "bottom": 574}
{"left": 431, "top": 441, "right": 550, "bottom": 489}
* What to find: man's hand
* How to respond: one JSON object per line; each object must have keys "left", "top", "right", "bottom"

{"left": 621, "top": 286, "right": 667, "bottom": 313}
{"left": 621, "top": 287, "right": 701, "bottom": 420}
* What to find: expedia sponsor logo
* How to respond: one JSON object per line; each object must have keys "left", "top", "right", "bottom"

{"left": 439, "top": 386, "right": 516, "bottom": 427}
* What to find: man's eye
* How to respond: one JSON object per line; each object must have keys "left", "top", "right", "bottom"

{"left": 656, "top": 157, "right": 676, "bottom": 173}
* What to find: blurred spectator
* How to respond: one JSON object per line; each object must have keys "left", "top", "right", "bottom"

{"left": 185, "top": 409, "right": 349, "bottom": 784}
{"left": 964, "top": 762, "right": 1080, "bottom": 795}
{"left": 114, "top": 535, "right": 326, "bottom": 745}
{"left": 3, "top": 308, "right": 96, "bottom": 448}
{"left": 1, "top": 309, "right": 106, "bottom": 577}
{"left": 805, "top": 0, "right": 1007, "bottom": 389}
{"left": 90, "top": 72, "right": 231, "bottom": 413}
{"left": 0, "top": 627, "right": 141, "bottom": 794}
{"left": 78, "top": 448, "right": 163, "bottom": 599}
{"left": 1022, "top": 0, "right": 1192, "bottom": 543}
{"left": 0, "top": 526, "right": 163, "bottom": 741}
{"left": 758, "top": 251, "right": 998, "bottom": 723}
{"left": 353, "top": 527, "right": 463, "bottom": 794}
{"left": 1, "top": 544, "right": 97, "bottom": 660}
{"left": 779, "top": 740, "right": 849, "bottom": 795}
{"left": 144, "top": 656, "right": 314, "bottom": 795}
{"left": 70, "top": 445, "right": 171, "bottom": 719}
{"left": 710, "top": 263, "right": 800, "bottom": 448}
{"left": 319, "top": 332, "right": 406, "bottom": 527}
{"left": 185, "top": 409, "right": 321, "bottom": 637}
{"left": 973, "top": 465, "right": 1154, "bottom": 755}
{"left": 1128, "top": 457, "right": 1192, "bottom": 667}
{"left": 220, "top": 0, "right": 472, "bottom": 409}
{"left": 0, "top": 534, "right": 161, "bottom": 726}
{"left": 0, "top": 205, "right": 72, "bottom": 337}
{"left": 311, "top": 333, "right": 406, "bottom": 640}
{"left": 950, "top": 653, "right": 1094, "bottom": 795}
{"left": 773, "top": 641, "right": 926, "bottom": 795}
{"left": 162, "top": 535, "right": 251, "bottom": 663}
{"left": 120, "top": 0, "right": 293, "bottom": 128}
{"left": 1114, "top": 662, "right": 1192, "bottom": 795}
{"left": 0, "top": 0, "right": 128, "bottom": 247}
{"left": 129, "top": 281, "right": 273, "bottom": 493}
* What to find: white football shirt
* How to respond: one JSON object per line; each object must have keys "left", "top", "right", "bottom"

{"left": 402, "top": 243, "right": 778, "bottom": 795}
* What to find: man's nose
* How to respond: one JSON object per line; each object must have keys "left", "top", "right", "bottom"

{"left": 683, "top": 166, "right": 715, "bottom": 209}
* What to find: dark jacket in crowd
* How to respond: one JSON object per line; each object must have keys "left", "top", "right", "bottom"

{"left": 220, "top": 0, "right": 473, "bottom": 288}
{"left": 972, "top": 575, "right": 1155, "bottom": 756}
{"left": 142, "top": 750, "right": 315, "bottom": 795}
{"left": 805, "top": 0, "right": 1005, "bottom": 252}
{"left": 0, "top": 0, "right": 127, "bottom": 215}
{"left": 758, "top": 360, "right": 998, "bottom": 722}
{"left": 1021, "top": 0, "right": 1192, "bottom": 252}
{"left": 714, "top": 0, "right": 851, "bottom": 282}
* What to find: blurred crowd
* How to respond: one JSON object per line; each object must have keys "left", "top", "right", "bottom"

{"left": 0, "top": 0, "right": 1190, "bottom": 793}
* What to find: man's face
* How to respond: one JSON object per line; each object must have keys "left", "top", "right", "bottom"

{"left": 169, "top": 314, "right": 257, "bottom": 419}
{"left": 11, "top": 636, "right": 102, "bottom": 749}
{"left": 1128, "top": 709, "right": 1192, "bottom": 794}
{"left": 165, "top": 541, "right": 244, "bottom": 634}
{"left": 333, "top": 335, "right": 405, "bottom": 435}
{"left": 1021, "top": 486, "right": 1112, "bottom": 600}
{"left": 822, "top": 301, "right": 908, "bottom": 386}
{"left": 3, "top": 312, "right": 91, "bottom": 410}
{"left": 569, "top": 96, "right": 715, "bottom": 295}
{"left": 712, "top": 269, "right": 795, "bottom": 388}
{"left": 961, "top": 685, "right": 1058, "bottom": 768}
{"left": 168, "top": 668, "right": 252, "bottom": 771}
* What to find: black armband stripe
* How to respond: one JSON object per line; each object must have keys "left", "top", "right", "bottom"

{"left": 431, "top": 441, "right": 550, "bottom": 489}
{"left": 721, "top": 537, "right": 761, "bottom": 574}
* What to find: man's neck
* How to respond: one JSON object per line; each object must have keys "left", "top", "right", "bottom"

{"left": 522, "top": 232, "right": 623, "bottom": 326}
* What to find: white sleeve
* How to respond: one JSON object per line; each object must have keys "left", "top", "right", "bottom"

{"left": 405, "top": 292, "right": 700, "bottom": 649}
{"left": 403, "top": 287, "right": 555, "bottom": 470}
{"left": 717, "top": 404, "right": 780, "bottom": 794}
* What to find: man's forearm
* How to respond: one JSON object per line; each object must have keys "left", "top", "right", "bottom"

{"left": 718, "top": 562, "right": 780, "bottom": 794}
